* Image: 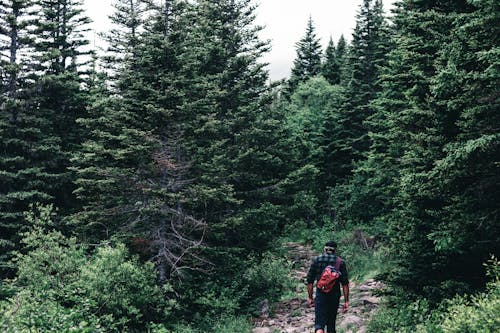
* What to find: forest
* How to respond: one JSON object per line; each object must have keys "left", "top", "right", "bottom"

{"left": 0, "top": 0, "right": 498, "bottom": 332}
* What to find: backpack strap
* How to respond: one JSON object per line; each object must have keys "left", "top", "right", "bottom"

{"left": 334, "top": 256, "right": 342, "bottom": 271}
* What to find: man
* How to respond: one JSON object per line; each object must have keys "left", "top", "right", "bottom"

{"left": 306, "top": 240, "right": 349, "bottom": 333}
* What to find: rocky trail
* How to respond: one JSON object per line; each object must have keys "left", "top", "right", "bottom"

{"left": 252, "top": 243, "right": 384, "bottom": 333}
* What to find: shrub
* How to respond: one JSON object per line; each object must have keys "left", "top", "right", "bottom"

{"left": 436, "top": 257, "right": 500, "bottom": 333}
{"left": 0, "top": 205, "right": 174, "bottom": 332}
{"left": 242, "top": 253, "right": 294, "bottom": 313}
{"left": 368, "top": 257, "right": 500, "bottom": 333}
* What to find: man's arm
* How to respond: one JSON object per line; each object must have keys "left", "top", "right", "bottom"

{"left": 340, "top": 260, "right": 349, "bottom": 312}
{"left": 307, "top": 283, "right": 314, "bottom": 307}
{"left": 342, "top": 283, "right": 349, "bottom": 312}
{"left": 306, "top": 258, "right": 316, "bottom": 307}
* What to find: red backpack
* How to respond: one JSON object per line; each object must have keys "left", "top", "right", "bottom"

{"left": 317, "top": 257, "right": 342, "bottom": 293}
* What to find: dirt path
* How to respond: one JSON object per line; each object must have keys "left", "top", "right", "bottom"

{"left": 252, "top": 243, "right": 384, "bottom": 333}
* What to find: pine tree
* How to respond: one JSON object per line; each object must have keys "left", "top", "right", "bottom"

{"left": 322, "top": 37, "right": 339, "bottom": 85}
{"left": 335, "top": 34, "right": 348, "bottom": 85}
{"left": 342, "top": 0, "right": 391, "bottom": 161}
{"left": 0, "top": 0, "right": 42, "bottom": 278}
{"left": 321, "top": 34, "right": 348, "bottom": 86}
{"left": 71, "top": 0, "right": 154, "bottom": 240}
{"left": 30, "top": 0, "right": 91, "bottom": 211}
{"left": 287, "top": 16, "right": 322, "bottom": 94}
{"left": 426, "top": 0, "right": 500, "bottom": 291}
{"left": 73, "top": 0, "right": 206, "bottom": 284}
{"left": 325, "top": 0, "right": 391, "bottom": 193}
{"left": 382, "top": 0, "right": 478, "bottom": 300}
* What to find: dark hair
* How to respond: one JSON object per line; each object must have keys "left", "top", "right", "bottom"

{"left": 325, "top": 240, "right": 337, "bottom": 249}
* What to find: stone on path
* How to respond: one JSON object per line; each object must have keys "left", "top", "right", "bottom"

{"left": 359, "top": 296, "right": 380, "bottom": 306}
{"left": 252, "top": 328, "right": 272, "bottom": 333}
{"left": 340, "top": 314, "right": 364, "bottom": 329}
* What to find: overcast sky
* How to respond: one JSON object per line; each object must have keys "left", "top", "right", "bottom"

{"left": 83, "top": 0, "right": 396, "bottom": 80}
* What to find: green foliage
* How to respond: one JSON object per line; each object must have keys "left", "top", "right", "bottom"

{"left": 243, "top": 253, "right": 294, "bottom": 310}
{"left": 0, "top": 205, "right": 174, "bottom": 332}
{"left": 436, "top": 257, "right": 500, "bottom": 333}
{"left": 170, "top": 316, "right": 252, "bottom": 333}
{"left": 287, "top": 16, "right": 323, "bottom": 94}
{"left": 368, "top": 257, "right": 500, "bottom": 333}
{"left": 179, "top": 252, "right": 293, "bottom": 330}
{"left": 367, "top": 299, "right": 442, "bottom": 333}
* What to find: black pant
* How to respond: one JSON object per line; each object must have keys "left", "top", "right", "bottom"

{"left": 314, "top": 289, "right": 340, "bottom": 333}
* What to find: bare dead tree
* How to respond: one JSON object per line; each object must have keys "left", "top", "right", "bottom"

{"left": 147, "top": 127, "right": 208, "bottom": 286}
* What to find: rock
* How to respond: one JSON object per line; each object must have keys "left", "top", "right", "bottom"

{"left": 252, "top": 328, "right": 272, "bottom": 333}
{"left": 357, "top": 326, "right": 367, "bottom": 333}
{"left": 257, "top": 299, "right": 270, "bottom": 318}
{"left": 359, "top": 296, "right": 380, "bottom": 306}
{"left": 339, "top": 314, "right": 364, "bottom": 330}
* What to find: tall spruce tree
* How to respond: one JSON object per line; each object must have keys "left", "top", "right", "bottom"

{"left": 325, "top": 0, "right": 391, "bottom": 194}
{"left": 71, "top": 0, "right": 155, "bottom": 240}
{"left": 73, "top": 0, "right": 209, "bottom": 288}
{"left": 341, "top": 0, "right": 390, "bottom": 162}
{"left": 426, "top": 0, "right": 500, "bottom": 291}
{"left": 335, "top": 34, "right": 348, "bottom": 85}
{"left": 322, "top": 37, "right": 340, "bottom": 85}
{"left": 287, "top": 16, "right": 322, "bottom": 95}
{"left": 0, "top": 0, "right": 41, "bottom": 278}
{"left": 383, "top": 0, "right": 478, "bottom": 301}
{"left": 321, "top": 35, "right": 347, "bottom": 86}
{"left": 31, "top": 0, "right": 91, "bottom": 211}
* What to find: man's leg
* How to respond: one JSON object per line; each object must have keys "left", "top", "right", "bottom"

{"left": 326, "top": 295, "right": 340, "bottom": 333}
{"left": 314, "top": 291, "right": 327, "bottom": 333}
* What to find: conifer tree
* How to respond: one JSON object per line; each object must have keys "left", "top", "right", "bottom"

{"left": 322, "top": 37, "right": 339, "bottom": 85}
{"left": 335, "top": 34, "right": 348, "bottom": 85}
{"left": 287, "top": 16, "right": 322, "bottom": 94}
{"left": 382, "top": 0, "right": 478, "bottom": 300}
{"left": 426, "top": 0, "right": 500, "bottom": 291}
{"left": 30, "top": 0, "right": 91, "bottom": 211}
{"left": 73, "top": 0, "right": 206, "bottom": 283}
{"left": 0, "top": 0, "right": 41, "bottom": 278}
{"left": 321, "top": 34, "right": 347, "bottom": 86}
{"left": 71, "top": 0, "right": 154, "bottom": 240}
{"left": 342, "top": 0, "right": 390, "bottom": 161}
{"left": 325, "top": 0, "right": 391, "bottom": 192}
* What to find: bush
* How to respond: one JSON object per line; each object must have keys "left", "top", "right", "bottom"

{"left": 243, "top": 253, "right": 294, "bottom": 310}
{"left": 436, "top": 257, "right": 500, "bottom": 333}
{"left": 367, "top": 299, "right": 442, "bottom": 333}
{"left": 0, "top": 205, "right": 174, "bottom": 332}
{"left": 368, "top": 257, "right": 500, "bottom": 333}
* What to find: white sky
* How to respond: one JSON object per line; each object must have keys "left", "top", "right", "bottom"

{"left": 83, "top": 0, "right": 396, "bottom": 80}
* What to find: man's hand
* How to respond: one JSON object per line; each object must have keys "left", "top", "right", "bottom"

{"left": 308, "top": 297, "right": 314, "bottom": 308}
{"left": 343, "top": 301, "right": 349, "bottom": 313}
{"left": 307, "top": 283, "right": 314, "bottom": 307}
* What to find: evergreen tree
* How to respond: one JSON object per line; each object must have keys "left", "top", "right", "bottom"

{"left": 427, "top": 0, "right": 500, "bottom": 291}
{"left": 322, "top": 37, "right": 339, "bottom": 85}
{"left": 382, "top": 0, "right": 478, "bottom": 300}
{"left": 73, "top": 0, "right": 204, "bottom": 286}
{"left": 0, "top": 0, "right": 41, "bottom": 278}
{"left": 71, "top": 0, "right": 158, "bottom": 240}
{"left": 321, "top": 34, "right": 347, "bottom": 86}
{"left": 325, "top": 0, "right": 391, "bottom": 194}
{"left": 341, "top": 0, "right": 391, "bottom": 162}
{"left": 287, "top": 16, "right": 322, "bottom": 94}
{"left": 30, "top": 0, "right": 91, "bottom": 211}
{"left": 335, "top": 34, "right": 348, "bottom": 85}
{"left": 101, "top": 0, "right": 147, "bottom": 77}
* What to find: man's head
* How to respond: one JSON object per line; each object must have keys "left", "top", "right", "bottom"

{"left": 324, "top": 240, "right": 337, "bottom": 253}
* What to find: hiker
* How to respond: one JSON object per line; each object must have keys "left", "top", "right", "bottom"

{"left": 306, "top": 240, "right": 349, "bottom": 333}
